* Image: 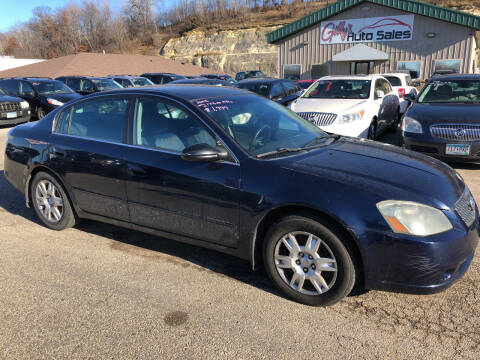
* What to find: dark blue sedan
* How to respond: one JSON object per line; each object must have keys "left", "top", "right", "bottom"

{"left": 4, "top": 85, "right": 479, "bottom": 306}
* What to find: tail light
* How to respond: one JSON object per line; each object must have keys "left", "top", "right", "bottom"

{"left": 398, "top": 88, "right": 405, "bottom": 98}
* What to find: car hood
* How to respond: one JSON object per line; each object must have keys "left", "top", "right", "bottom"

{"left": 293, "top": 98, "right": 367, "bottom": 114}
{"left": 280, "top": 137, "right": 464, "bottom": 209}
{"left": 0, "top": 95, "right": 23, "bottom": 103}
{"left": 42, "top": 93, "right": 83, "bottom": 104}
{"left": 407, "top": 103, "right": 480, "bottom": 124}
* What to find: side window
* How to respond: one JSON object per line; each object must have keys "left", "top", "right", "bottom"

{"left": 282, "top": 81, "right": 298, "bottom": 96}
{"left": 69, "top": 97, "right": 128, "bottom": 142}
{"left": 19, "top": 81, "right": 34, "bottom": 96}
{"left": 133, "top": 97, "right": 216, "bottom": 152}
{"left": 80, "top": 79, "right": 94, "bottom": 92}
{"left": 375, "top": 79, "right": 391, "bottom": 95}
{"left": 270, "top": 82, "right": 285, "bottom": 99}
{"left": 406, "top": 76, "right": 413, "bottom": 87}
{"left": 55, "top": 107, "right": 72, "bottom": 134}
{"left": 0, "top": 80, "right": 19, "bottom": 95}
{"left": 67, "top": 78, "right": 81, "bottom": 91}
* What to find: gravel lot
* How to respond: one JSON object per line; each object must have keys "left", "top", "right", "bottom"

{"left": 0, "top": 126, "right": 479, "bottom": 359}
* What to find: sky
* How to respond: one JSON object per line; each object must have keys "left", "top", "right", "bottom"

{"left": 0, "top": 0, "right": 175, "bottom": 32}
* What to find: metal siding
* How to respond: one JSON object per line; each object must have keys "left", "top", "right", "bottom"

{"left": 277, "top": 3, "right": 477, "bottom": 78}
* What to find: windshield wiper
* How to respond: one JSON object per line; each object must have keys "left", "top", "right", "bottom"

{"left": 304, "top": 134, "right": 340, "bottom": 148}
{"left": 256, "top": 147, "right": 305, "bottom": 159}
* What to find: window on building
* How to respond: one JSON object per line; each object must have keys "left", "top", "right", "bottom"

{"left": 397, "top": 61, "right": 421, "bottom": 79}
{"left": 434, "top": 60, "right": 461, "bottom": 75}
{"left": 311, "top": 64, "right": 329, "bottom": 79}
{"left": 283, "top": 65, "right": 301, "bottom": 81}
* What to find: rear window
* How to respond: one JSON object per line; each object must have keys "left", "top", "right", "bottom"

{"left": 235, "top": 82, "right": 270, "bottom": 97}
{"left": 385, "top": 76, "right": 402, "bottom": 87}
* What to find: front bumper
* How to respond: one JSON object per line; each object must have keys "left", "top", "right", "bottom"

{"left": 403, "top": 131, "right": 480, "bottom": 162}
{"left": 360, "top": 211, "right": 479, "bottom": 294}
{"left": 0, "top": 111, "right": 30, "bottom": 126}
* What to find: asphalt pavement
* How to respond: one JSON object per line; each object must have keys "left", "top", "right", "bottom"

{"left": 0, "top": 126, "right": 479, "bottom": 359}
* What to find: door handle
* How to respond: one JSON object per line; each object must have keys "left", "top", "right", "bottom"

{"left": 127, "top": 164, "right": 147, "bottom": 178}
{"left": 52, "top": 148, "right": 66, "bottom": 158}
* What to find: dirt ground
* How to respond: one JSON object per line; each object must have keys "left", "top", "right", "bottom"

{"left": 0, "top": 126, "right": 479, "bottom": 359}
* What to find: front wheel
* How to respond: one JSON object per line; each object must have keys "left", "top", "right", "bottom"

{"left": 263, "top": 216, "right": 356, "bottom": 306}
{"left": 367, "top": 119, "right": 377, "bottom": 140}
{"left": 37, "top": 107, "right": 46, "bottom": 120}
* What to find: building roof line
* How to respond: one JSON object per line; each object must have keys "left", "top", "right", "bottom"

{"left": 267, "top": 0, "right": 480, "bottom": 44}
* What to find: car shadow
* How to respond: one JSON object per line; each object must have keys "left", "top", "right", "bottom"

{"left": 0, "top": 170, "right": 40, "bottom": 223}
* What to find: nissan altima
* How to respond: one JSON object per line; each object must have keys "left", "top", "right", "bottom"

{"left": 402, "top": 74, "right": 480, "bottom": 162}
{"left": 4, "top": 85, "right": 479, "bottom": 306}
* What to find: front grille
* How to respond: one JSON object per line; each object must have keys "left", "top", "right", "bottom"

{"left": 455, "top": 188, "right": 476, "bottom": 227}
{"left": 0, "top": 102, "right": 21, "bottom": 112}
{"left": 297, "top": 112, "right": 337, "bottom": 127}
{"left": 409, "top": 145, "right": 439, "bottom": 154}
{"left": 430, "top": 124, "right": 480, "bottom": 142}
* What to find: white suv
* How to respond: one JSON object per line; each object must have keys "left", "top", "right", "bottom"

{"left": 382, "top": 73, "right": 417, "bottom": 114}
{"left": 290, "top": 75, "right": 400, "bottom": 139}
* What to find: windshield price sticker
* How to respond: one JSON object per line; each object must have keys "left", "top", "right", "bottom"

{"left": 195, "top": 99, "right": 233, "bottom": 113}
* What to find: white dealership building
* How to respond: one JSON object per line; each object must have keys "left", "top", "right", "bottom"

{"left": 267, "top": 0, "right": 480, "bottom": 80}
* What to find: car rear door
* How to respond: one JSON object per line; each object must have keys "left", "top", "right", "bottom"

{"left": 49, "top": 95, "right": 131, "bottom": 221}
{"left": 123, "top": 95, "right": 241, "bottom": 247}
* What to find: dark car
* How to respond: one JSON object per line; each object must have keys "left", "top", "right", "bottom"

{"left": 4, "top": 86, "right": 478, "bottom": 306}
{"left": 0, "top": 77, "right": 82, "bottom": 119}
{"left": 141, "top": 73, "right": 186, "bottom": 85}
{"left": 0, "top": 88, "right": 31, "bottom": 125}
{"left": 244, "top": 70, "right": 266, "bottom": 79}
{"left": 235, "top": 72, "right": 246, "bottom": 81}
{"left": 169, "top": 79, "right": 231, "bottom": 86}
{"left": 107, "top": 75, "right": 154, "bottom": 88}
{"left": 235, "top": 78, "right": 301, "bottom": 106}
{"left": 56, "top": 76, "right": 123, "bottom": 96}
{"left": 201, "top": 74, "right": 236, "bottom": 84}
{"left": 402, "top": 74, "right": 480, "bottom": 162}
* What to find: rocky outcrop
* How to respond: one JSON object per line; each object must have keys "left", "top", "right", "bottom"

{"left": 161, "top": 26, "right": 280, "bottom": 76}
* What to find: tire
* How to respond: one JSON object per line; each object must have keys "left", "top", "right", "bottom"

{"left": 367, "top": 118, "right": 377, "bottom": 140}
{"left": 263, "top": 215, "right": 356, "bottom": 306}
{"left": 31, "top": 171, "right": 76, "bottom": 230}
{"left": 37, "top": 107, "right": 46, "bottom": 120}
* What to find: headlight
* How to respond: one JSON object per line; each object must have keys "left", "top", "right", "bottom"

{"left": 377, "top": 200, "right": 452, "bottom": 236}
{"left": 338, "top": 110, "right": 364, "bottom": 124}
{"left": 20, "top": 101, "right": 29, "bottom": 109}
{"left": 401, "top": 116, "right": 422, "bottom": 133}
{"left": 289, "top": 101, "right": 296, "bottom": 111}
{"left": 47, "top": 98, "right": 64, "bottom": 107}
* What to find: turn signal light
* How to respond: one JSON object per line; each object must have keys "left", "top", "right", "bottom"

{"left": 398, "top": 88, "right": 405, "bottom": 98}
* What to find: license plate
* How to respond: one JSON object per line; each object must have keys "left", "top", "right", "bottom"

{"left": 446, "top": 144, "right": 470, "bottom": 156}
{"left": 6, "top": 112, "right": 17, "bottom": 119}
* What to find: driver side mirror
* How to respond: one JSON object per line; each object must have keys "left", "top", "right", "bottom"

{"left": 375, "top": 90, "right": 385, "bottom": 99}
{"left": 404, "top": 93, "right": 416, "bottom": 102}
{"left": 181, "top": 143, "right": 228, "bottom": 162}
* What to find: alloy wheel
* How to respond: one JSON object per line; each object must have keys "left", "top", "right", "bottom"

{"left": 274, "top": 231, "right": 337, "bottom": 295}
{"left": 35, "top": 180, "right": 64, "bottom": 223}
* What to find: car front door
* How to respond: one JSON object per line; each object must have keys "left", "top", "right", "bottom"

{"left": 123, "top": 95, "right": 241, "bottom": 247}
{"left": 373, "top": 79, "right": 392, "bottom": 132}
{"left": 49, "top": 95, "right": 131, "bottom": 221}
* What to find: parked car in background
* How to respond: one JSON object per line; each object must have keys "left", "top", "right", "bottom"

{"left": 290, "top": 75, "right": 400, "bottom": 139}
{"left": 234, "top": 78, "right": 301, "bottom": 106}
{"left": 235, "top": 72, "right": 246, "bottom": 81}
{"left": 5, "top": 85, "right": 478, "bottom": 306}
{"left": 107, "top": 75, "right": 154, "bottom": 88}
{"left": 296, "top": 80, "right": 316, "bottom": 92}
{"left": 201, "top": 74, "right": 236, "bottom": 84}
{"left": 185, "top": 76, "right": 207, "bottom": 79}
{"left": 383, "top": 73, "right": 418, "bottom": 114}
{"left": 402, "top": 74, "right": 480, "bottom": 162}
{"left": 0, "top": 87, "right": 30, "bottom": 125}
{"left": 56, "top": 76, "right": 123, "bottom": 96}
{"left": 243, "top": 70, "right": 267, "bottom": 79}
{"left": 0, "top": 77, "right": 82, "bottom": 119}
{"left": 169, "top": 79, "right": 231, "bottom": 86}
{"left": 141, "top": 73, "right": 186, "bottom": 85}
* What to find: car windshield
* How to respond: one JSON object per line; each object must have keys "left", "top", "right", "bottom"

{"left": 248, "top": 71, "right": 265, "bottom": 78}
{"left": 385, "top": 76, "right": 402, "bottom": 87}
{"left": 303, "top": 80, "right": 371, "bottom": 99}
{"left": 91, "top": 79, "right": 123, "bottom": 91}
{"left": 297, "top": 81, "right": 314, "bottom": 90}
{"left": 33, "top": 81, "right": 74, "bottom": 95}
{"left": 132, "top": 77, "right": 153, "bottom": 87}
{"left": 418, "top": 80, "right": 480, "bottom": 104}
{"left": 0, "top": 88, "right": 5, "bottom": 95}
{"left": 235, "top": 82, "right": 270, "bottom": 97}
{"left": 193, "top": 94, "right": 329, "bottom": 157}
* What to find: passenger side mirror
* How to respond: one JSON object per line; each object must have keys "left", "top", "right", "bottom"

{"left": 404, "top": 93, "right": 416, "bottom": 102}
{"left": 181, "top": 143, "right": 228, "bottom": 162}
{"left": 375, "top": 90, "right": 385, "bottom": 99}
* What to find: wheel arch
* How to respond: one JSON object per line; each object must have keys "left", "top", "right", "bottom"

{"left": 251, "top": 204, "right": 365, "bottom": 288}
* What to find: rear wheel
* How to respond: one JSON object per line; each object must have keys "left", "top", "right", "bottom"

{"left": 37, "top": 107, "right": 46, "bottom": 120}
{"left": 31, "top": 172, "right": 76, "bottom": 230}
{"left": 367, "top": 118, "right": 377, "bottom": 140}
{"left": 263, "top": 215, "right": 356, "bottom": 306}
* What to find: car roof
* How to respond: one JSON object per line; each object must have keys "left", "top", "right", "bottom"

{"left": 141, "top": 73, "right": 178, "bottom": 76}
{"left": 429, "top": 74, "right": 480, "bottom": 81}
{"left": 296, "top": 79, "right": 315, "bottom": 82}
{"left": 236, "top": 78, "right": 278, "bottom": 84}
{"left": 382, "top": 73, "right": 409, "bottom": 77}
{"left": 320, "top": 75, "right": 380, "bottom": 80}
{"left": 109, "top": 75, "right": 143, "bottom": 79}
{"left": 87, "top": 85, "right": 248, "bottom": 100}
{"left": 6, "top": 77, "right": 55, "bottom": 82}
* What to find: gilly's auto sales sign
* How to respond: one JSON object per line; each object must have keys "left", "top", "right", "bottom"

{"left": 320, "top": 15, "right": 414, "bottom": 44}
